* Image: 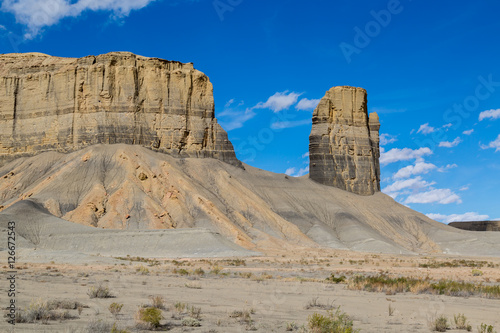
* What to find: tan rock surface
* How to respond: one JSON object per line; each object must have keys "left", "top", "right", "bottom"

{"left": 0, "top": 52, "right": 241, "bottom": 167}
{"left": 309, "top": 86, "right": 380, "bottom": 195}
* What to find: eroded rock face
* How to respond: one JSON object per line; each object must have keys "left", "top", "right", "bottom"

{"left": 309, "top": 86, "right": 380, "bottom": 195}
{"left": 0, "top": 52, "right": 241, "bottom": 167}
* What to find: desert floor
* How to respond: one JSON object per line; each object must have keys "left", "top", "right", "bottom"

{"left": 1, "top": 249, "right": 500, "bottom": 333}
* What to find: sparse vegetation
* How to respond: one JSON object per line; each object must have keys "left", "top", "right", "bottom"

{"left": 419, "top": 260, "right": 491, "bottom": 269}
{"left": 110, "top": 323, "right": 131, "bottom": 333}
{"left": 108, "top": 303, "right": 123, "bottom": 317}
{"left": 478, "top": 323, "right": 497, "bottom": 333}
{"left": 305, "top": 297, "right": 335, "bottom": 310}
{"left": 189, "top": 305, "right": 202, "bottom": 319}
{"left": 182, "top": 316, "right": 201, "bottom": 327}
{"left": 453, "top": 313, "right": 471, "bottom": 331}
{"left": 347, "top": 274, "right": 500, "bottom": 299}
{"left": 85, "top": 319, "right": 113, "bottom": 333}
{"left": 307, "top": 307, "right": 359, "bottom": 333}
{"left": 174, "top": 302, "right": 187, "bottom": 314}
{"left": 149, "top": 295, "right": 166, "bottom": 309}
{"left": 87, "top": 284, "right": 113, "bottom": 298}
{"left": 136, "top": 266, "right": 150, "bottom": 275}
{"left": 185, "top": 281, "right": 202, "bottom": 289}
{"left": 431, "top": 315, "right": 449, "bottom": 332}
{"left": 226, "top": 259, "right": 246, "bottom": 266}
{"left": 472, "top": 269, "right": 483, "bottom": 276}
{"left": 210, "top": 265, "right": 223, "bottom": 275}
{"left": 15, "top": 298, "right": 75, "bottom": 324}
{"left": 115, "top": 256, "right": 160, "bottom": 266}
{"left": 326, "top": 274, "right": 346, "bottom": 284}
{"left": 136, "top": 306, "right": 162, "bottom": 329}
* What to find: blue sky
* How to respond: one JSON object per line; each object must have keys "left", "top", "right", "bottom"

{"left": 0, "top": 0, "right": 499, "bottom": 223}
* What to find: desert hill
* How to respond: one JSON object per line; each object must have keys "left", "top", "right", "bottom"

{"left": 1, "top": 144, "right": 499, "bottom": 257}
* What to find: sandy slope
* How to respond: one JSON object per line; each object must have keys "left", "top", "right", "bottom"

{"left": 0, "top": 144, "right": 499, "bottom": 257}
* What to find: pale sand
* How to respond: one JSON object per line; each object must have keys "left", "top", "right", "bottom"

{"left": 1, "top": 250, "right": 499, "bottom": 332}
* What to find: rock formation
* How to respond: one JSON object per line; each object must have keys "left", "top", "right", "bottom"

{"left": 0, "top": 52, "right": 241, "bottom": 168}
{"left": 309, "top": 86, "right": 380, "bottom": 195}
{"left": 449, "top": 221, "right": 500, "bottom": 232}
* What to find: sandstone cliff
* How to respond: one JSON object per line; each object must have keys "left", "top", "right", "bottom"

{"left": 309, "top": 86, "right": 380, "bottom": 195}
{"left": 0, "top": 52, "right": 241, "bottom": 167}
{"left": 449, "top": 221, "right": 500, "bottom": 232}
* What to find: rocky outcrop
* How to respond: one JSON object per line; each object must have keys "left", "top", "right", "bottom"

{"left": 309, "top": 86, "right": 380, "bottom": 195}
{"left": 449, "top": 221, "right": 500, "bottom": 232}
{"left": 0, "top": 52, "right": 241, "bottom": 167}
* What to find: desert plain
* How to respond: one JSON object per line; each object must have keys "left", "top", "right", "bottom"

{"left": 1, "top": 247, "right": 500, "bottom": 333}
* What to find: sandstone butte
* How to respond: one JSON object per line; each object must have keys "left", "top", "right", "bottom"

{"left": 309, "top": 86, "right": 380, "bottom": 195}
{"left": 0, "top": 52, "right": 241, "bottom": 168}
{"left": 0, "top": 52, "right": 380, "bottom": 196}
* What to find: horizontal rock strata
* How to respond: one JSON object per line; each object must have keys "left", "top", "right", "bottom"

{"left": 309, "top": 86, "right": 380, "bottom": 195}
{"left": 0, "top": 52, "right": 241, "bottom": 167}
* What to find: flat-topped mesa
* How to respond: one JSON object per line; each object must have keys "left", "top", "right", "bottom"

{"left": 309, "top": 86, "right": 380, "bottom": 195}
{"left": 0, "top": 52, "right": 242, "bottom": 168}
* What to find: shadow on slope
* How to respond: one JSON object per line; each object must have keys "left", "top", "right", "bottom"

{"left": 0, "top": 144, "right": 499, "bottom": 257}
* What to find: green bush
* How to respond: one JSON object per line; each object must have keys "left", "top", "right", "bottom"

{"left": 308, "top": 307, "right": 359, "bottom": 333}
{"left": 137, "top": 307, "right": 162, "bottom": 328}
{"left": 326, "top": 274, "right": 346, "bottom": 284}
{"left": 478, "top": 324, "right": 497, "bottom": 333}
{"left": 108, "top": 303, "right": 123, "bottom": 317}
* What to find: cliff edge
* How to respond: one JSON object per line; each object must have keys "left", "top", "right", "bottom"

{"left": 0, "top": 52, "right": 241, "bottom": 167}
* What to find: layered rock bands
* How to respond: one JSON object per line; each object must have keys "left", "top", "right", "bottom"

{"left": 0, "top": 52, "right": 241, "bottom": 168}
{"left": 309, "top": 86, "right": 380, "bottom": 195}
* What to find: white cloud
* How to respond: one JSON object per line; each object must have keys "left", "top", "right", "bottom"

{"left": 417, "top": 123, "right": 436, "bottom": 135}
{"left": 462, "top": 129, "right": 474, "bottom": 135}
{"left": 218, "top": 108, "right": 256, "bottom": 131}
{"left": 438, "top": 137, "right": 462, "bottom": 148}
{"left": 405, "top": 189, "right": 462, "bottom": 204}
{"left": 479, "top": 108, "right": 500, "bottom": 121}
{"left": 380, "top": 147, "right": 432, "bottom": 165}
{"left": 459, "top": 186, "right": 469, "bottom": 191}
{"left": 254, "top": 91, "right": 301, "bottom": 112}
{"left": 295, "top": 98, "right": 320, "bottom": 111}
{"left": 437, "top": 164, "right": 458, "bottom": 172}
{"left": 2, "top": 0, "right": 157, "bottom": 39}
{"left": 224, "top": 99, "right": 234, "bottom": 108}
{"left": 380, "top": 133, "right": 398, "bottom": 145}
{"left": 382, "top": 176, "right": 434, "bottom": 194}
{"left": 270, "top": 119, "right": 311, "bottom": 130}
{"left": 393, "top": 162, "right": 436, "bottom": 179}
{"left": 481, "top": 134, "right": 500, "bottom": 152}
{"left": 0, "top": 24, "right": 6, "bottom": 30}
{"left": 286, "top": 166, "right": 309, "bottom": 177}
{"left": 302, "top": 152, "right": 309, "bottom": 158}
{"left": 427, "top": 212, "right": 489, "bottom": 223}
{"left": 442, "top": 123, "right": 452, "bottom": 129}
